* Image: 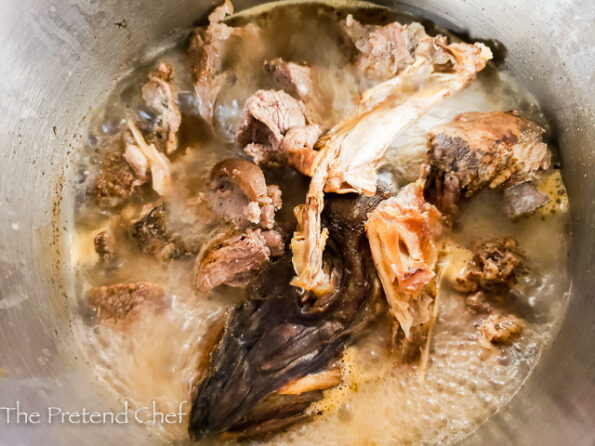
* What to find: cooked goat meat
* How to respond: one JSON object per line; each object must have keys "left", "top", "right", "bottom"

{"left": 87, "top": 281, "right": 164, "bottom": 322}
{"left": 93, "top": 148, "right": 146, "bottom": 209}
{"left": 141, "top": 62, "right": 182, "bottom": 154}
{"left": 206, "top": 159, "right": 283, "bottom": 230}
{"left": 290, "top": 36, "right": 491, "bottom": 293}
{"left": 503, "top": 181, "right": 550, "bottom": 220}
{"left": 130, "top": 203, "right": 189, "bottom": 261}
{"left": 94, "top": 230, "right": 115, "bottom": 261}
{"left": 123, "top": 143, "right": 149, "bottom": 181}
{"left": 479, "top": 313, "right": 524, "bottom": 345}
{"left": 189, "top": 191, "right": 388, "bottom": 439}
{"left": 456, "top": 237, "right": 528, "bottom": 293}
{"left": 194, "top": 228, "right": 283, "bottom": 291}
{"left": 341, "top": 14, "right": 426, "bottom": 80}
{"left": 365, "top": 182, "right": 443, "bottom": 338}
{"left": 126, "top": 120, "right": 171, "bottom": 196}
{"left": 424, "top": 111, "right": 552, "bottom": 216}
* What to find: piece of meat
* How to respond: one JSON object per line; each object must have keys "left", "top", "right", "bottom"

{"left": 126, "top": 120, "right": 171, "bottom": 196}
{"left": 141, "top": 62, "right": 182, "bottom": 154}
{"left": 194, "top": 228, "right": 283, "bottom": 291}
{"left": 129, "top": 203, "right": 189, "bottom": 261}
{"left": 189, "top": 191, "right": 387, "bottom": 439}
{"left": 265, "top": 58, "right": 313, "bottom": 100}
{"left": 479, "top": 313, "right": 524, "bottom": 345}
{"left": 455, "top": 237, "right": 528, "bottom": 293}
{"left": 277, "top": 367, "right": 342, "bottom": 395}
{"left": 424, "top": 111, "right": 552, "bottom": 216}
{"left": 365, "top": 182, "right": 443, "bottom": 338}
{"left": 341, "top": 14, "right": 426, "bottom": 80}
{"left": 289, "top": 36, "right": 491, "bottom": 293}
{"left": 87, "top": 281, "right": 164, "bottom": 322}
{"left": 94, "top": 230, "right": 115, "bottom": 261}
{"left": 93, "top": 148, "right": 146, "bottom": 209}
{"left": 503, "top": 181, "right": 550, "bottom": 220}
{"left": 205, "top": 159, "right": 283, "bottom": 230}
{"left": 123, "top": 143, "right": 149, "bottom": 181}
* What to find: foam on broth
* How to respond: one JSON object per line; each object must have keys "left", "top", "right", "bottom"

{"left": 70, "top": 2, "right": 571, "bottom": 444}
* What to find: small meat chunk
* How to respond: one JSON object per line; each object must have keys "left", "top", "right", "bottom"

{"left": 205, "top": 159, "right": 283, "bottom": 230}
{"left": 456, "top": 237, "right": 528, "bottom": 293}
{"left": 365, "top": 182, "right": 443, "bottom": 338}
{"left": 479, "top": 314, "right": 524, "bottom": 345}
{"left": 93, "top": 149, "right": 147, "bottom": 209}
{"left": 194, "top": 229, "right": 283, "bottom": 291}
{"left": 424, "top": 111, "right": 552, "bottom": 216}
{"left": 341, "top": 14, "right": 426, "bottom": 80}
{"left": 141, "top": 62, "right": 182, "bottom": 154}
{"left": 87, "top": 282, "right": 164, "bottom": 321}
{"left": 130, "top": 203, "right": 188, "bottom": 261}
{"left": 94, "top": 230, "right": 115, "bottom": 261}
{"left": 265, "top": 58, "right": 313, "bottom": 100}
{"left": 503, "top": 181, "right": 550, "bottom": 220}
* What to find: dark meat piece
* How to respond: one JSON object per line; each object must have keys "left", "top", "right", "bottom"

{"left": 424, "top": 111, "right": 551, "bottom": 216}
{"left": 129, "top": 203, "right": 188, "bottom": 261}
{"left": 456, "top": 237, "right": 528, "bottom": 293}
{"left": 87, "top": 282, "right": 164, "bottom": 322}
{"left": 141, "top": 62, "right": 182, "bottom": 154}
{"left": 94, "top": 230, "right": 115, "bottom": 261}
{"left": 237, "top": 90, "right": 321, "bottom": 168}
{"left": 194, "top": 229, "right": 283, "bottom": 291}
{"left": 503, "top": 181, "right": 550, "bottom": 220}
{"left": 93, "top": 149, "right": 147, "bottom": 209}
{"left": 479, "top": 313, "right": 524, "bottom": 345}
{"left": 206, "top": 159, "right": 283, "bottom": 230}
{"left": 341, "top": 14, "right": 426, "bottom": 80}
{"left": 189, "top": 189, "right": 389, "bottom": 439}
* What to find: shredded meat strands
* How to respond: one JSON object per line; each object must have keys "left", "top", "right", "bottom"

{"left": 290, "top": 36, "right": 492, "bottom": 293}
{"left": 365, "top": 182, "right": 443, "bottom": 338}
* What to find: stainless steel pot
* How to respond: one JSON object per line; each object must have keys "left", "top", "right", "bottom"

{"left": 0, "top": 0, "right": 593, "bottom": 444}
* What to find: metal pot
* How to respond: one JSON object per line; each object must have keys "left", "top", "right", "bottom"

{"left": 0, "top": 0, "right": 592, "bottom": 444}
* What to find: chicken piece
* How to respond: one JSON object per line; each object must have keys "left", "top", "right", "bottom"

{"left": 455, "top": 237, "right": 528, "bottom": 293}
{"left": 205, "top": 159, "right": 283, "bottom": 230}
{"left": 341, "top": 14, "right": 426, "bottom": 80}
{"left": 479, "top": 313, "right": 524, "bottom": 345}
{"left": 129, "top": 203, "right": 189, "bottom": 261}
{"left": 126, "top": 120, "right": 171, "bottom": 196}
{"left": 289, "top": 37, "right": 490, "bottom": 293}
{"left": 87, "top": 281, "right": 164, "bottom": 322}
{"left": 365, "top": 182, "right": 442, "bottom": 338}
{"left": 503, "top": 181, "right": 550, "bottom": 220}
{"left": 424, "top": 111, "right": 551, "bottom": 216}
{"left": 93, "top": 230, "right": 115, "bottom": 261}
{"left": 141, "top": 62, "right": 182, "bottom": 154}
{"left": 193, "top": 228, "right": 283, "bottom": 291}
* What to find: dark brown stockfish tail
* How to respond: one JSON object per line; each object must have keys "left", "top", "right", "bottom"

{"left": 189, "top": 189, "right": 390, "bottom": 439}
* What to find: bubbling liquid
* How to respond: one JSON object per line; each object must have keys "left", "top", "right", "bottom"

{"left": 71, "top": 2, "right": 570, "bottom": 444}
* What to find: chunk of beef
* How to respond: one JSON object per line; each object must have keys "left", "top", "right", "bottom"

{"left": 341, "top": 14, "right": 426, "bottom": 80}
{"left": 424, "top": 111, "right": 552, "bottom": 216}
{"left": 94, "top": 230, "right": 115, "bottom": 261}
{"left": 141, "top": 62, "right": 182, "bottom": 154}
{"left": 130, "top": 203, "right": 189, "bottom": 261}
{"left": 205, "top": 159, "right": 283, "bottom": 230}
{"left": 189, "top": 191, "right": 387, "bottom": 439}
{"left": 479, "top": 313, "right": 524, "bottom": 345}
{"left": 456, "top": 237, "right": 528, "bottom": 293}
{"left": 503, "top": 181, "right": 550, "bottom": 220}
{"left": 194, "top": 229, "right": 283, "bottom": 291}
{"left": 264, "top": 58, "right": 313, "bottom": 100}
{"left": 87, "top": 281, "right": 164, "bottom": 322}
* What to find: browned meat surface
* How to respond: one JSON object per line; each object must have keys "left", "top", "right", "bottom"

{"left": 265, "top": 58, "right": 313, "bottom": 101}
{"left": 141, "top": 62, "right": 182, "bottom": 154}
{"left": 130, "top": 203, "right": 189, "bottom": 261}
{"left": 93, "top": 150, "right": 147, "bottom": 209}
{"left": 87, "top": 281, "right": 164, "bottom": 322}
{"left": 479, "top": 314, "right": 524, "bottom": 345}
{"left": 277, "top": 366, "right": 342, "bottom": 395}
{"left": 189, "top": 191, "right": 387, "bottom": 439}
{"left": 94, "top": 230, "right": 115, "bottom": 261}
{"left": 503, "top": 181, "right": 550, "bottom": 220}
{"left": 341, "top": 14, "right": 426, "bottom": 80}
{"left": 456, "top": 237, "right": 528, "bottom": 293}
{"left": 205, "top": 159, "right": 283, "bottom": 230}
{"left": 194, "top": 229, "right": 283, "bottom": 291}
{"left": 424, "top": 111, "right": 551, "bottom": 216}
